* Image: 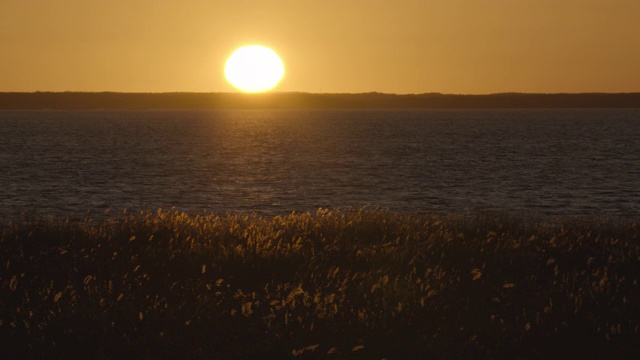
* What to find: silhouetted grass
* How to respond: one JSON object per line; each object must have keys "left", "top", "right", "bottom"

{"left": 1, "top": 208, "right": 639, "bottom": 359}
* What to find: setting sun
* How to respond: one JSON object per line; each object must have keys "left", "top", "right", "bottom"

{"left": 224, "top": 45, "right": 284, "bottom": 93}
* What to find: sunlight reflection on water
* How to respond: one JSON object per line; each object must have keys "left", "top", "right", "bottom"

{"left": 1, "top": 109, "right": 639, "bottom": 219}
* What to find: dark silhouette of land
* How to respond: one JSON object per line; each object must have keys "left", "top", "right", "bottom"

{"left": 1, "top": 91, "right": 639, "bottom": 109}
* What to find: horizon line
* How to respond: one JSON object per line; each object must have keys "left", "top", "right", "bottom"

{"left": 2, "top": 91, "right": 640, "bottom": 96}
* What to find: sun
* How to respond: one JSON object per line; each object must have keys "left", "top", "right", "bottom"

{"left": 224, "top": 45, "right": 285, "bottom": 93}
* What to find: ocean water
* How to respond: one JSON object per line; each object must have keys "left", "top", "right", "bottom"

{"left": 1, "top": 109, "right": 639, "bottom": 219}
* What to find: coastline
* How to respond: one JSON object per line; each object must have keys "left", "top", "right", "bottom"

{"left": 2, "top": 91, "right": 640, "bottom": 109}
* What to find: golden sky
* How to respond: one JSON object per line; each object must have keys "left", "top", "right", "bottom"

{"left": 1, "top": 0, "right": 639, "bottom": 94}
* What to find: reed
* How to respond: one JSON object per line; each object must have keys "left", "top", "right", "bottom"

{"left": 1, "top": 208, "right": 638, "bottom": 358}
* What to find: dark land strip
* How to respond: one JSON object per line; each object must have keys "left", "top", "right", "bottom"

{"left": 1, "top": 92, "right": 640, "bottom": 109}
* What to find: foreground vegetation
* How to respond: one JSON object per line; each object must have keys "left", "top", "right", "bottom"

{"left": 1, "top": 208, "right": 639, "bottom": 359}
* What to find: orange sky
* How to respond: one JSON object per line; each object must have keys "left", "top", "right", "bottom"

{"left": 1, "top": 0, "right": 639, "bottom": 94}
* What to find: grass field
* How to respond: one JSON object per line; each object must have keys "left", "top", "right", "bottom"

{"left": 1, "top": 208, "right": 639, "bottom": 359}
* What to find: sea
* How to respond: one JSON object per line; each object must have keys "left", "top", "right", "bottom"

{"left": 1, "top": 109, "right": 639, "bottom": 220}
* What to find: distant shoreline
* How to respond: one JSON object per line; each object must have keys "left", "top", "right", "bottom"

{"left": 1, "top": 92, "right": 640, "bottom": 109}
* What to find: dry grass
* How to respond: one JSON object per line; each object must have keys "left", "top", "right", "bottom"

{"left": 1, "top": 208, "right": 639, "bottom": 359}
